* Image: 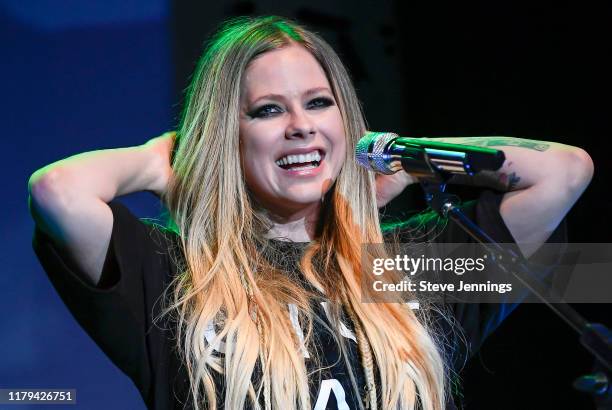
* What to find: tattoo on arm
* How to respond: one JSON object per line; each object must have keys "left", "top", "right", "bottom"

{"left": 431, "top": 136, "right": 551, "bottom": 152}
{"left": 499, "top": 171, "right": 521, "bottom": 190}
{"left": 425, "top": 136, "right": 542, "bottom": 190}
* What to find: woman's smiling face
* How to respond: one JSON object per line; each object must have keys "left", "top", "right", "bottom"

{"left": 239, "top": 44, "right": 346, "bottom": 218}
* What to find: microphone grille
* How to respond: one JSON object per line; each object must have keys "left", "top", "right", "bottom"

{"left": 355, "top": 132, "right": 398, "bottom": 174}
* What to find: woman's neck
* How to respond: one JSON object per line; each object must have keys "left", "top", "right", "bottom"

{"left": 264, "top": 202, "right": 321, "bottom": 242}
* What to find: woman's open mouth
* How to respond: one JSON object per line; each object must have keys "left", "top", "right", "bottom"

{"left": 275, "top": 150, "right": 324, "bottom": 172}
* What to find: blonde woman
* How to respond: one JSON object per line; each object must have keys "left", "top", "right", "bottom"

{"left": 29, "top": 16, "right": 592, "bottom": 410}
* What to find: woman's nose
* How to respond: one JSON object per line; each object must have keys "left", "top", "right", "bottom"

{"left": 285, "top": 108, "right": 315, "bottom": 139}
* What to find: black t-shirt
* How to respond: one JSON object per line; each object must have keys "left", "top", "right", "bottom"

{"left": 32, "top": 190, "right": 565, "bottom": 409}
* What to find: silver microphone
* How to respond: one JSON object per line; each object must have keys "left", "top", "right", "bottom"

{"left": 355, "top": 132, "right": 505, "bottom": 178}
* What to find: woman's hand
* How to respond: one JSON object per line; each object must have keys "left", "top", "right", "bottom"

{"left": 142, "top": 131, "right": 176, "bottom": 198}
{"left": 375, "top": 171, "right": 418, "bottom": 208}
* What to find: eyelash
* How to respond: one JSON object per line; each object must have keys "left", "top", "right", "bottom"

{"left": 307, "top": 97, "right": 334, "bottom": 109}
{"left": 249, "top": 97, "right": 334, "bottom": 118}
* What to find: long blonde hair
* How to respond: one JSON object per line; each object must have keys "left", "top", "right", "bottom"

{"left": 163, "top": 16, "right": 447, "bottom": 409}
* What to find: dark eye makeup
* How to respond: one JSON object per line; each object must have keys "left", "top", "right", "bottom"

{"left": 247, "top": 104, "right": 282, "bottom": 119}
{"left": 247, "top": 96, "right": 335, "bottom": 119}
{"left": 307, "top": 97, "right": 334, "bottom": 109}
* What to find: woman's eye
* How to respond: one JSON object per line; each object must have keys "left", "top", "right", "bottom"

{"left": 250, "top": 104, "right": 283, "bottom": 118}
{"left": 307, "top": 97, "right": 334, "bottom": 109}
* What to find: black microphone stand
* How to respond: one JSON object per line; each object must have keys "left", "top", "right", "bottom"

{"left": 415, "top": 170, "right": 612, "bottom": 409}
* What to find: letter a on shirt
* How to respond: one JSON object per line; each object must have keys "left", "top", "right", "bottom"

{"left": 313, "top": 379, "right": 350, "bottom": 410}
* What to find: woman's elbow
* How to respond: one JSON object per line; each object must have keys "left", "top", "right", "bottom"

{"left": 531, "top": 146, "right": 594, "bottom": 212}
{"left": 28, "top": 167, "right": 73, "bottom": 217}
{"left": 563, "top": 147, "right": 594, "bottom": 194}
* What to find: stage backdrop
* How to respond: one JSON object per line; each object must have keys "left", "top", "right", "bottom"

{"left": 1, "top": 1, "right": 172, "bottom": 409}
{"left": 2, "top": 1, "right": 609, "bottom": 409}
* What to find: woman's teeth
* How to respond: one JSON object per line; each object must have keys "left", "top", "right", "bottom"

{"left": 275, "top": 150, "right": 322, "bottom": 169}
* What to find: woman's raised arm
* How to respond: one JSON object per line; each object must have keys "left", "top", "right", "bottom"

{"left": 432, "top": 137, "right": 593, "bottom": 256}
{"left": 375, "top": 136, "right": 594, "bottom": 257}
{"left": 27, "top": 132, "right": 175, "bottom": 286}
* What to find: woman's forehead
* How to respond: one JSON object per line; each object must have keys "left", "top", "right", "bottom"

{"left": 241, "top": 45, "right": 331, "bottom": 102}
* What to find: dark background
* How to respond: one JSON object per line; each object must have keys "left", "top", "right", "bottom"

{"left": 2, "top": 0, "right": 610, "bottom": 409}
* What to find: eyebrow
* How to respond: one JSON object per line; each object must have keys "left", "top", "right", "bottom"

{"left": 250, "top": 87, "right": 333, "bottom": 105}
